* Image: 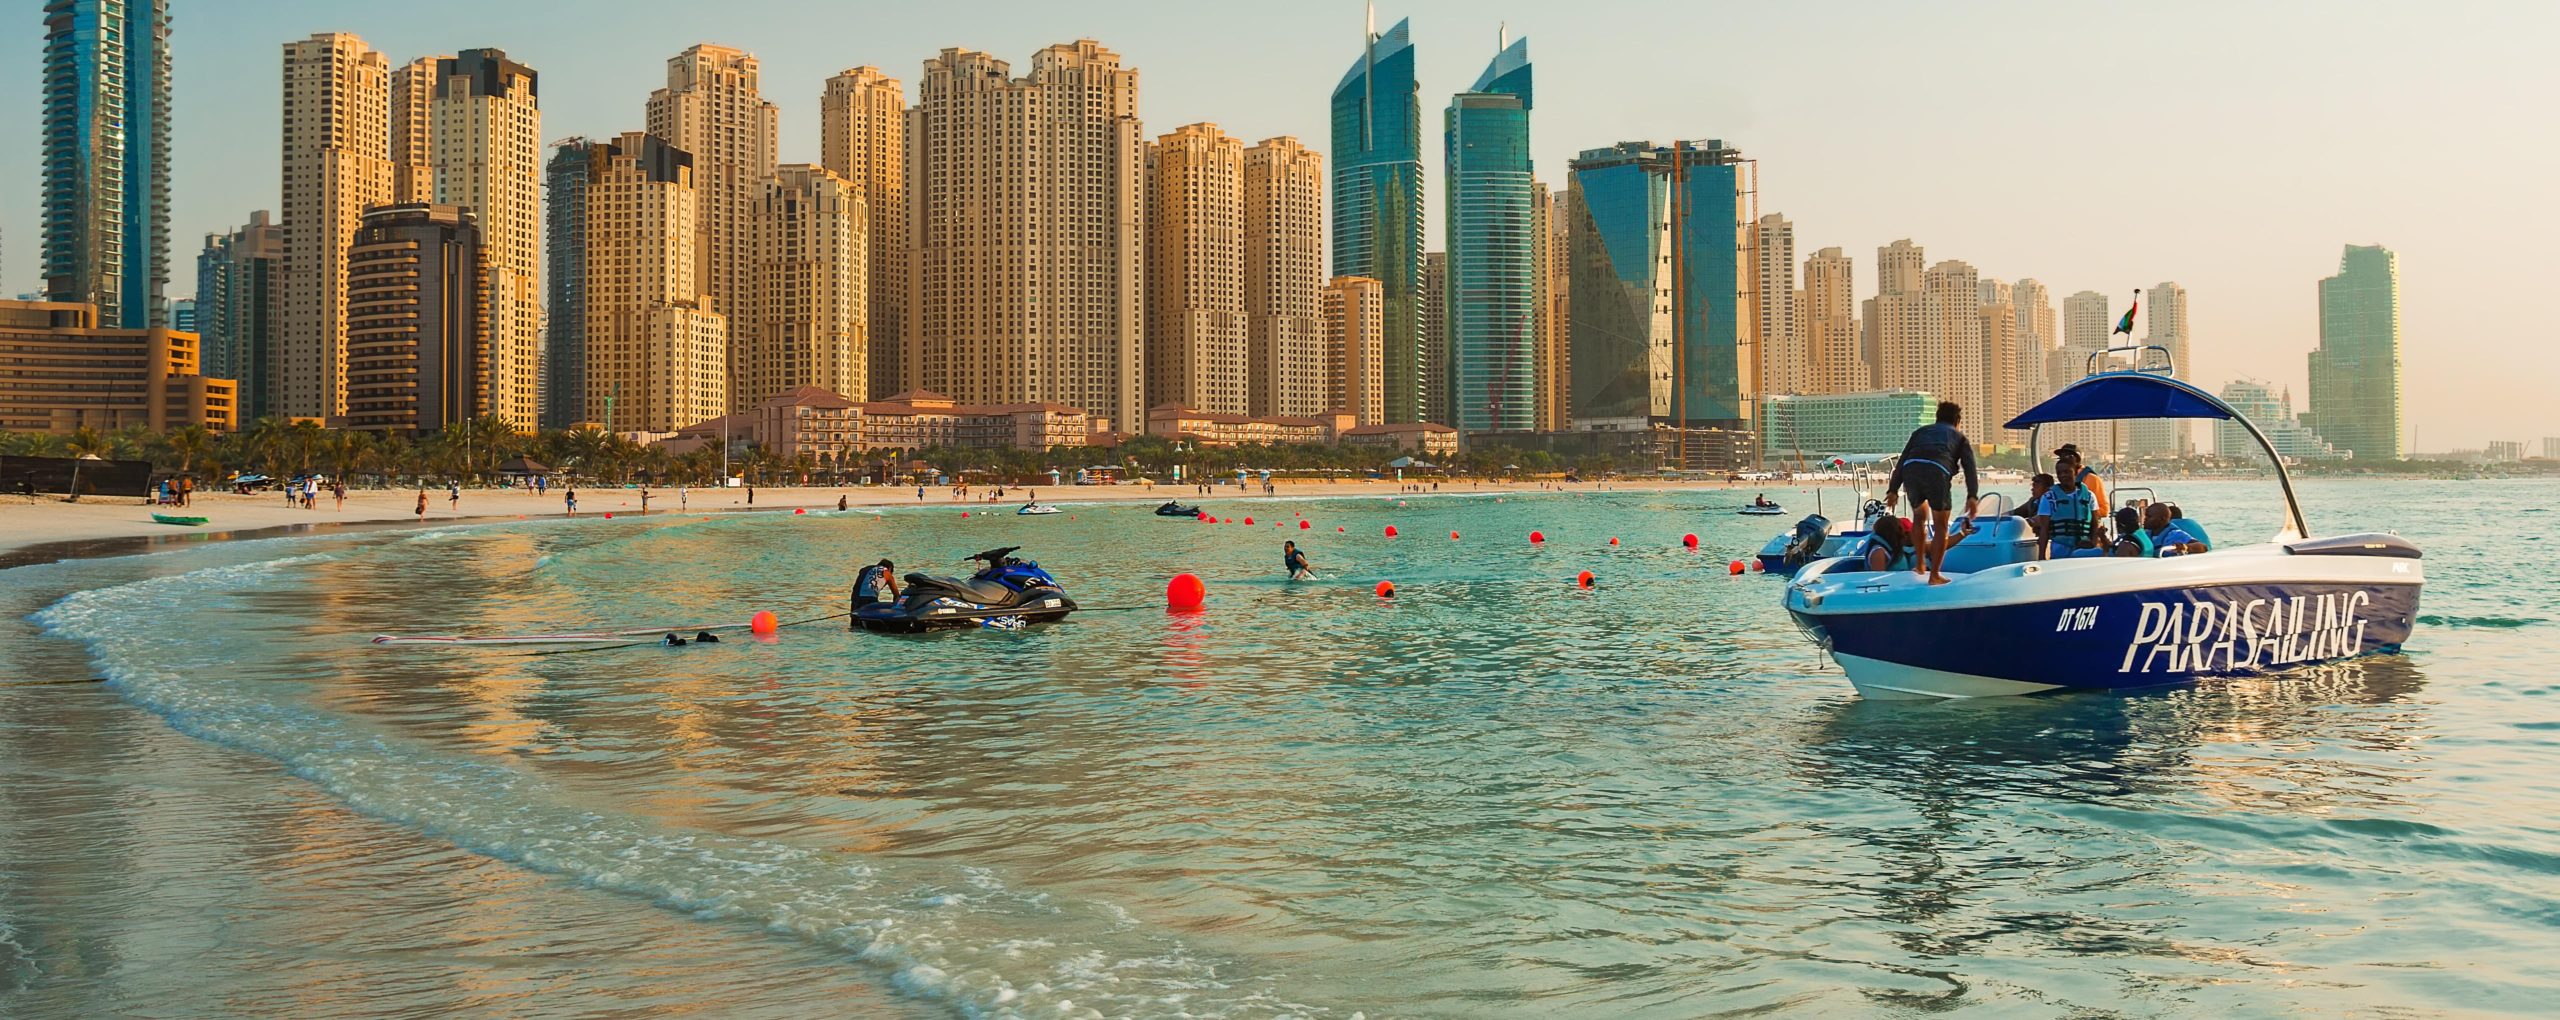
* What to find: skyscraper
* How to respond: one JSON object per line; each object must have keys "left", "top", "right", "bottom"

{"left": 278, "top": 32, "right": 393, "bottom": 419}
{"left": 1419, "top": 250, "right": 1448, "bottom": 421}
{"left": 1977, "top": 278, "right": 2021, "bottom": 446}
{"left": 1871, "top": 239, "right": 1927, "bottom": 398}
{"left": 1564, "top": 140, "right": 1754, "bottom": 431}
{"left": 1144, "top": 123, "right": 1249, "bottom": 414}
{"left": 818, "top": 66, "right": 906, "bottom": 399}
{"left": 344, "top": 203, "right": 487, "bottom": 434}
{"left": 1323, "top": 276, "right": 1386, "bottom": 424}
{"left": 431, "top": 49, "right": 542, "bottom": 429}
{"left": 543, "top": 138, "right": 591, "bottom": 427}
{"left": 1921, "top": 260, "right": 1983, "bottom": 428}
{"left": 2010, "top": 277, "right": 2055, "bottom": 414}
{"left": 41, "top": 0, "right": 170, "bottom": 329}
{"left": 647, "top": 46, "right": 778, "bottom": 388}
{"left": 195, "top": 212, "right": 284, "bottom": 419}
{"left": 1444, "top": 33, "right": 1534, "bottom": 433}
{"left": 2053, "top": 288, "right": 2115, "bottom": 458}
{"left": 1529, "top": 180, "right": 1567, "bottom": 431}
{"left": 1331, "top": 12, "right": 1424, "bottom": 423}
{"left": 1543, "top": 188, "right": 1571, "bottom": 428}
{"left": 580, "top": 132, "right": 725, "bottom": 433}
{"left": 1801, "top": 247, "right": 1862, "bottom": 394}
{"left": 2308, "top": 244, "right": 2403, "bottom": 460}
{"left": 911, "top": 42, "right": 1144, "bottom": 432}
{"left": 389, "top": 55, "right": 444, "bottom": 204}
{"left": 1243, "top": 136, "right": 1327, "bottom": 417}
{"left": 738, "top": 164, "right": 865, "bottom": 411}
{"left": 1753, "top": 213, "right": 1799, "bottom": 396}
{"left": 2130, "top": 280, "right": 2192, "bottom": 458}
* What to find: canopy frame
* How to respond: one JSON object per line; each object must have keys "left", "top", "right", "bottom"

{"left": 2017, "top": 361, "right": 2310, "bottom": 541}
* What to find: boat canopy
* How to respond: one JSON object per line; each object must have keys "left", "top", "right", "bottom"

{"left": 2004, "top": 372, "right": 2230, "bottom": 429}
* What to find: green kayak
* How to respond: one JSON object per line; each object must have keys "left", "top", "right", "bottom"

{"left": 151, "top": 513, "right": 209, "bottom": 527}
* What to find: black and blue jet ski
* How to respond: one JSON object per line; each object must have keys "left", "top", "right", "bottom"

{"left": 1154, "top": 501, "right": 1202, "bottom": 517}
{"left": 854, "top": 546, "right": 1078, "bottom": 633}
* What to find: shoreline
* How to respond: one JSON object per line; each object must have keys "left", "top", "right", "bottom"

{"left": 0, "top": 478, "right": 1762, "bottom": 568}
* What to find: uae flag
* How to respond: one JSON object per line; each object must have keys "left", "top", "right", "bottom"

{"left": 2113, "top": 290, "right": 2141, "bottom": 335}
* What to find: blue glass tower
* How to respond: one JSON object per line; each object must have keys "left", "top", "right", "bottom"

{"left": 1331, "top": 13, "right": 1425, "bottom": 423}
{"left": 41, "top": 0, "right": 171, "bottom": 329}
{"left": 1564, "top": 140, "right": 1751, "bottom": 429}
{"left": 1443, "top": 35, "right": 1534, "bottom": 433}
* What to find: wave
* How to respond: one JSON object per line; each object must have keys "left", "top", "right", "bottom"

{"left": 35, "top": 554, "right": 1344, "bottom": 1020}
{"left": 2416, "top": 614, "right": 2542, "bottom": 629}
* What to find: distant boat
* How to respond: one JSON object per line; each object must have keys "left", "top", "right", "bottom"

{"left": 1017, "top": 503, "right": 1061, "bottom": 516}
{"left": 151, "top": 513, "right": 208, "bottom": 527}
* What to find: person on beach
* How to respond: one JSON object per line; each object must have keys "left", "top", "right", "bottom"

{"left": 415, "top": 489, "right": 428, "bottom": 521}
{"left": 1283, "top": 541, "right": 1315, "bottom": 581}
{"left": 640, "top": 487, "right": 651, "bottom": 514}
{"left": 179, "top": 476, "right": 193, "bottom": 507}
{"left": 448, "top": 481, "right": 460, "bottom": 512}
{"left": 853, "top": 559, "right": 899, "bottom": 609}
{"left": 565, "top": 488, "right": 577, "bottom": 515}
{"left": 1883, "top": 401, "right": 1980, "bottom": 585}
{"left": 837, "top": 494, "right": 849, "bottom": 511}
{"left": 679, "top": 485, "right": 689, "bottom": 509}
{"left": 747, "top": 485, "right": 755, "bottom": 506}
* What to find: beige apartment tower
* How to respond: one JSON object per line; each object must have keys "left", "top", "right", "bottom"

{"left": 430, "top": 50, "right": 542, "bottom": 429}
{"left": 1754, "top": 213, "right": 1800, "bottom": 397}
{"left": 1544, "top": 189, "right": 1570, "bottom": 428}
{"left": 740, "top": 164, "right": 866, "bottom": 412}
{"left": 1144, "top": 123, "right": 1249, "bottom": 414}
{"left": 1323, "top": 275, "right": 1387, "bottom": 424}
{"left": 1870, "top": 239, "right": 1928, "bottom": 399}
{"left": 1802, "top": 247, "right": 1862, "bottom": 394}
{"left": 1977, "top": 279, "right": 2021, "bottom": 447}
{"left": 1921, "top": 259, "right": 1984, "bottom": 427}
{"left": 1243, "top": 136, "right": 1326, "bottom": 417}
{"left": 911, "top": 42, "right": 1143, "bottom": 433}
{"left": 277, "top": 32, "right": 393, "bottom": 420}
{"left": 581, "top": 133, "right": 726, "bottom": 433}
{"left": 389, "top": 55, "right": 444, "bottom": 204}
{"left": 819, "top": 66, "right": 907, "bottom": 399}
{"left": 2130, "top": 281, "right": 2191, "bottom": 458}
{"left": 648, "top": 44, "right": 779, "bottom": 408}
{"left": 1529, "top": 181, "right": 1568, "bottom": 432}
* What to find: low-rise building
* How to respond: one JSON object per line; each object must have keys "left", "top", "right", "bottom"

{"left": 1338, "top": 421, "right": 1458, "bottom": 456}
{"left": 1758, "top": 389, "right": 1937, "bottom": 461}
{"left": 1144, "top": 404, "right": 1351, "bottom": 446}
{"left": 668, "top": 387, "right": 1096, "bottom": 461}
{"left": 0, "top": 300, "right": 237, "bottom": 434}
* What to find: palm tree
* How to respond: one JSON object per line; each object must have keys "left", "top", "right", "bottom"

{"left": 63, "top": 425, "right": 110, "bottom": 501}
{"left": 163, "top": 423, "right": 214, "bottom": 477}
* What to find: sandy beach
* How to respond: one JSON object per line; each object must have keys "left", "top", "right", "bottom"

{"left": 0, "top": 476, "right": 1776, "bottom": 561}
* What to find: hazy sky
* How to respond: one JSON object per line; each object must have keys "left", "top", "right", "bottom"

{"left": 4, "top": 0, "right": 2552, "bottom": 450}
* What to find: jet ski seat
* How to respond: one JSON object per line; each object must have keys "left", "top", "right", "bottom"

{"left": 905, "top": 572, "right": 1017, "bottom": 602}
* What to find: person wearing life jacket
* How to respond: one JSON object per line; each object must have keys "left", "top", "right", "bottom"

{"left": 852, "top": 559, "right": 899, "bottom": 610}
{"left": 2051, "top": 444, "right": 2109, "bottom": 521}
{"left": 2034, "top": 460, "right": 2102, "bottom": 559}
{"left": 1859, "top": 514, "right": 1978, "bottom": 572}
{"left": 2119, "top": 503, "right": 2206, "bottom": 557}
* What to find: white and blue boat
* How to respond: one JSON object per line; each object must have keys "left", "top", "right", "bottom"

{"left": 1784, "top": 360, "right": 2421, "bottom": 699}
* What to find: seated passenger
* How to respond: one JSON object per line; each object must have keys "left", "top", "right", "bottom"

{"left": 1859, "top": 515, "right": 1977, "bottom": 572}
{"left": 2009, "top": 474, "right": 2054, "bottom": 518}
{"left": 2112, "top": 508, "right": 2152, "bottom": 557}
{"left": 2165, "top": 503, "right": 2212, "bottom": 550}
{"left": 2032, "top": 465, "right": 2101, "bottom": 559}
{"left": 2139, "top": 503, "right": 2207, "bottom": 556}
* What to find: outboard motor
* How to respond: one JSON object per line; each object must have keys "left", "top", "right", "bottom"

{"left": 1782, "top": 514, "right": 1833, "bottom": 569}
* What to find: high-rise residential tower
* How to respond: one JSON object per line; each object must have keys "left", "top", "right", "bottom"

{"left": 543, "top": 138, "right": 591, "bottom": 427}
{"left": 1243, "top": 136, "right": 1327, "bottom": 417}
{"left": 1801, "top": 247, "right": 1861, "bottom": 394}
{"left": 2308, "top": 245, "right": 2403, "bottom": 460}
{"left": 2010, "top": 277, "right": 2055, "bottom": 415}
{"left": 1443, "top": 34, "right": 1534, "bottom": 433}
{"left": 344, "top": 203, "right": 487, "bottom": 434}
{"left": 648, "top": 44, "right": 779, "bottom": 409}
{"left": 2052, "top": 288, "right": 2116, "bottom": 458}
{"left": 1323, "top": 275, "right": 1386, "bottom": 424}
{"left": 1543, "top": 188, "right": 1570, "bottom": 428}
{"left": 195, "top": 212, "right": 284, "bottom": 419}
{"left": 910, "top": 42, "right": 1144, "bottom": 432}
{"left": 389, "top": 55, "right": 445, "bottom": 204}
{"left": 278, "top": 32, "right": 393, "bottom": 419}
{"left": 1754, "top": 213, "right": 1799, "bottom": 396}
{"left": 430, "top": 49, "right": 541, "bottom": 429}
{"left": 1144, "top": 123, "right": 1249, "bottom": 414}
{"left": 1419, "top": 250, "right": 1448, "bottom": 421}
{"left": 42, "top": 0, "right": 171, "bottom": 329}
{"left": 1977, "top": 277, "right": 2021, "bottom": 446}
{"left": 1529, "top": 180, "right": 1567, "bottom": 431}
{"left": 1871, "top": 239, "right": 1928, "bottom": 399}
{"left": 1920, "top": 260, "right": 1983, "bottom": 428}
{"left": 2124, "top": 280, "right": 2192, "bottom": 458}
{"left": 739, "top": 164, "right": 865, "bottom": 410}
{"left": 1331, "top": 13, "right": 1424, "bottom": 423}
{"left": 818, "top": 67, "right": 906, "bottom": 399}
{"left": 1563, "top": 140, "right": 1754, "bottom": 431}
{"left": 580, "top": 132, "right": 725, "bottom": 433}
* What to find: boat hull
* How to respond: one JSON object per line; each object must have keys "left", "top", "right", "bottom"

{"left": 1786, "top": 548, "right": 2421, "bottom": 698}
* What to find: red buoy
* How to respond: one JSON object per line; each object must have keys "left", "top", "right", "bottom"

{"left": 1167, "top": 573, "right": 1206, "bottom": 611}
{"left": 1529, "top": 530, "right": 1545, "bottom": 545}
{"left": 604, "top": 512, "right": 612, "bottom": 519}
{"left": 1299, "top": 520, "right": 1311, "bottom": 530}
{"left": 1337, "top": 526, "right": 1345, "bottom": 532}
{"left": 1375, "top": 580, "right": 1396, "bottom": 598}
{"left": 961, "top": 511, "right": 970, "bottom": 518}
{"left": 1450, "top": 530, "right": 1461, "bottom": 540}
{"left": 1682, "top": 533, "right": 1699, "bottom": 549}
{"left": 750, "top": 611, "right": 779, "bottom": 635}
{"left": 1728, "top": 560, "right": 1746, "bottom": 575}
{"left": 1577, "top": 570, "right": 1594, "bottom": 589}
{"left": 794, "top": 508, "right": 806, "bottom": 515}
{"left": 1384, "top": 525, "right": 1398, "bottom": 538}
{"left": 1608, "top": 537, "right": 1620, "bottom": 546}
{"left": 1244, "top": 517, "right": 1254, "bottom": 525}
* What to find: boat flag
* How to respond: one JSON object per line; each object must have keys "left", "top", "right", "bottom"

{"left": 2113, "top": 289, "right": 2141, "bottom": 335}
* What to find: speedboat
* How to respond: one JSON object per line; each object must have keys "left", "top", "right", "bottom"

{"left": 1784, "top": 359, "right": 2421, "bottom": 699}
{"left": 1017, "top": 502, "right": 1061, "bottom": 515}
{"left": 855, "top": 547, "right": 1078, "bottom": 632}
{"left": 1755, "top": 504, "right": 1878, "bottom": 574}
{"left": 1154, "top": 501, "right": 1202, "bottom": 518}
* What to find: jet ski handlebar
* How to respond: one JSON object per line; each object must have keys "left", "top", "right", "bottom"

{"left": 966, "top": 546, "right": 1023, "bottom": 565}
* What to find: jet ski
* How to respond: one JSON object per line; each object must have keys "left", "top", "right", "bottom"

{"left": 1017, "top": 502, "right": 1061, "bottom": 515}
{"left": 1154, "top": 501, "right": 1203, "bottom": 518}
{"left": 1737, "top": 503, "right": 1786, "bottom": 516}
{"left": 854, "top": 547, "right": 1077, "bottom": 633}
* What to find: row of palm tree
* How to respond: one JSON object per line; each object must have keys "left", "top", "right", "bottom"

{"left": 2, "top": 417, "right": 1598, "bottom": 493}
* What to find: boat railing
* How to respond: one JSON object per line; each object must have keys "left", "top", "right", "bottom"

{"left": 2113, "top": 485, "right": 2157, "bottom": 512}
{"left": 2085, "top": 344, "right": 2176, "bottom": 379}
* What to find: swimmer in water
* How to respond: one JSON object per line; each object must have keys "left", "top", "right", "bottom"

{"left": 1283, "top": 540, "right": 1315, "bottom": 581}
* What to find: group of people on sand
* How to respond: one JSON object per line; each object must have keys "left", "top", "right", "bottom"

{"left": 1865, "top": 401, "right": 2213, "bottom": 583}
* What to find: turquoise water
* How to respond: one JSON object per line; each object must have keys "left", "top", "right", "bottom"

{"left": 8, "top": 479, "right": 2559, "bottom": 1017}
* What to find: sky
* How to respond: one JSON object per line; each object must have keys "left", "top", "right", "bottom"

{"left": 3, "top": 0, "right": 2553, "bottom": 451}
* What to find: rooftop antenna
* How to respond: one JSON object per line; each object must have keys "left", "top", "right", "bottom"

{"left": 1367, "top": 0, "right": 1376, "bottom": 38}
{"left": 1500, "top": 22, "right": 1510, "bottom": 50}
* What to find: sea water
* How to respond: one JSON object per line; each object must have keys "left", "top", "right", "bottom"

{"left": 4, "top": 479, "right": 2557, "bottom": 1018}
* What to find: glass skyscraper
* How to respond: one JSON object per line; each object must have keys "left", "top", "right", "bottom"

{"left": 544, "top": 139, "right": 592, "bottom": 428}
{"left": 1563, "top": 140, "right": 1751, "bottom": 430}
{"left": 2306, "top": 244, "right": 2404, "bottom": 460}
{"left": 1442, "top": 35, "right": 1534, "bottom": 433}
{"left": 41, "top": 0, "right": 172, "bottom": 329}
{"left": 1331, "top": 14, "right": 1424, "bottom": 423}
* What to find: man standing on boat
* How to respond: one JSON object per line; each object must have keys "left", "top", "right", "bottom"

{"left": 1882, "top": 401, "right": 1980, "bottom": 585}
